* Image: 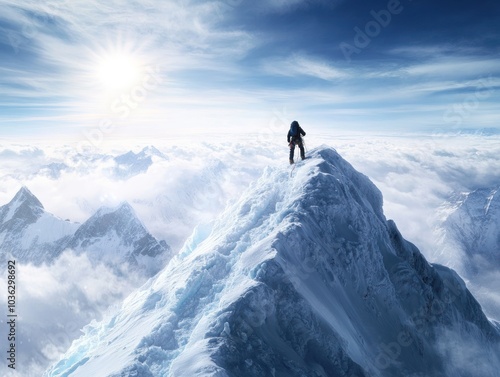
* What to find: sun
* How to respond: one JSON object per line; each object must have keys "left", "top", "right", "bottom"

{"left": 96, "top": 53, "right": 142, "bottom": 92}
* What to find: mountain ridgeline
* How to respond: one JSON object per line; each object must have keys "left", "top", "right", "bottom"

{"left": 0, "top": 187, "right": 171, "bottom": 276}
{"left": 46, "top": 147, "right": 500, "bottom": 377}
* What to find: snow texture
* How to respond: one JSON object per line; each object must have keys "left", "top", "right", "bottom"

{"left": 45, "top": 147, "right": 499, "bottom": 377}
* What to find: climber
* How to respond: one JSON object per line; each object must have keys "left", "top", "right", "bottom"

{"left": 287, "top": 120, "right": 306, "bottom": 164}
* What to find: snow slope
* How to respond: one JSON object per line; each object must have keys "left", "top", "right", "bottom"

{"left": 46, "top": 147, "right": 500, "bottom": 377}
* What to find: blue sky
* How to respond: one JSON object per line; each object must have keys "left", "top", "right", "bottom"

{"left": 0, "top": 0, "right": 499, "bottom": 141}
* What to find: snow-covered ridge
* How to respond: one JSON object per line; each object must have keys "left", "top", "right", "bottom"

{"left": 46, "top": 147, "right": 500, "bottom": 377}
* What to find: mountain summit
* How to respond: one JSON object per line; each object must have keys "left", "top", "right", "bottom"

{"left": 68, "top": 202, "right": 171, "bottom": 275}
{"left": 46, "top": 147, "right": 500, "bottom": 377}
{"left": 0, "top": 187, "right": 77, "bottom": 264}
{"left": 0, "top": 186, "right": 44, "bottom": 224}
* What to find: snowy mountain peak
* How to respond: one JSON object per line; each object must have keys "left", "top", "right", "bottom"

{"left": 116, "top": 201, "right": 134, "bottom": 213}
{"left": 72, "top": 202, "right": 146, "bottom": 241}
{"left": 111, "top": 146, "right": 166, "bottom": 179}
{"left": 0, "top": 189, "right": 171, "bottom": 275}
{"left": 14, "top": 185, "right": 43, "bottom": 206}
{"left": 0, "top": 186, "right": 44, "bottom": 225}
{"left": 115, "top": 145, "right": 166, "bottom": 163}
{"left": 46, "top": 147, "right": 499, "bottom": 377}
{"left": 140, "top": 145, "right": 167, "bottom": 159}
{"left": 94, "top": 201, "right": 134, "bottom": 217}
{"left": 68, "top": 201, "right": 171, "bottom": 275}
{"left": 0, "top": 187, "right": 79, "bottom": 265}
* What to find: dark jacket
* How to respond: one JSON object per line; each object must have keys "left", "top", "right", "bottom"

{"left": 287, "top": 126, "right": 306, "bottom": 143}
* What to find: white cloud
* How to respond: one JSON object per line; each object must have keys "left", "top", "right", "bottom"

{"left": 1, "top": 134, "right": 500, "bottom": 376}
{"left": 0, "top": 251, "right": 142, "bottom": 377}
{"left": 3, "top": 133, "right": 500, "bottom": 257}
{"left": 404, "top": 57, "right": 500, "bottom": 79}
{"left": 252, "top": 0, "right": 341, "bottom": 14}
{"left": 468, "top": 270, "right": 500, "bottom": 320}
{"left": 326, "top": 133, "right": 500, "bottom": 254}
{"left": 0, "top": 140, "right": 283, "bottom": 249}
{"left": 262, "top": 54, "right": 347, "bottom": 81}
{"left": 436, "top": 328, "right": 500, "bottom": 377}
{"left": 0, "top": 0, "right": 259, "bottom": 134}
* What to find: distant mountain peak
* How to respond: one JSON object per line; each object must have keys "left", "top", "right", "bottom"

{"left": 0, "top": 186, "right": 44, "bottom": 225}
{"left": 0, "top": 186, "right": 80, "bottom": 266}
{"left": 443, "top": 185, "right": 500, "bottom": 262}
{"left": 141, "top": 146, "right": 168, "bottom": 160}
{"left": 111, "top": 147, "right": 167, "bottom": 179}
{"left": 67, "top": 200, "right": 171, "bottom": 276}
{"left": 0, "top": 188, "right": 170, "bottom": 277}
{"left": 94, "top": 201, "right": 135, "bottom": 218}
{"left": 117, "top": 201, "right": 134, "bottom": 212}
{"left": 12, "top": 186, "right": 44, "bottom": 209}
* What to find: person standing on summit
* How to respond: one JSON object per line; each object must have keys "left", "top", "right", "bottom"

{"left": 287, "top": 120, "right": 306, "bottom": 164}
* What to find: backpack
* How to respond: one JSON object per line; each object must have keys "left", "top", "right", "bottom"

{"left": 290, "top": 121, "right": 299, "bottom": 137}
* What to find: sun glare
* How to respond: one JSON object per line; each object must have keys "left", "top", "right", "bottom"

{"left": 96, "top": 53, "right": 142, "bottom": 91}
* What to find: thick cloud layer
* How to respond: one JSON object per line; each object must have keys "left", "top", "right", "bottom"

{"left": 1, "top": 133, "right": 500, "bottom": 376}
{"left": 2, "top": 133, "right": 499, "bottom": 260}
{"left": 0, "top": 251, "right": 142, "bottom": 377}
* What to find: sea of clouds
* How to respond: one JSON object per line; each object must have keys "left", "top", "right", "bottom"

{"left": 1, "top": 132, "right": 500, "bottom": 375}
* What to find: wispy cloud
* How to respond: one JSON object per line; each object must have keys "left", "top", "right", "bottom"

{"left": 262, "top": 53, "right": 348, "bottom": 81}
{"left": 436, "top": 328, "right": 500, "bottom": 377}
{"left": 0, "top": 0, "right": 498, "bottom": 136}
{"left": 0, "top": 0, "right": 259, "bottom": 134}
{"left": 249, "top": 0, "right": 340, "bottom": 14}
{"left": 403, "top": 57, "right": 500, "bottom": 79}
